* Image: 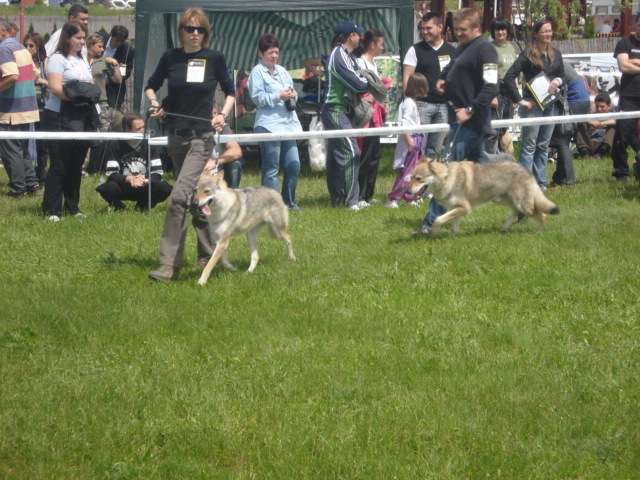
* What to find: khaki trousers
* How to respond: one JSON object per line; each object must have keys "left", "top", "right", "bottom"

{"left": 158, "top": 132, "right": 215, "bottom": 268}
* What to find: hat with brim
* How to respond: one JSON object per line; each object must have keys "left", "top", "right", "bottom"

{"left": 335, "top": 20, "right": 365, "bottom": 36}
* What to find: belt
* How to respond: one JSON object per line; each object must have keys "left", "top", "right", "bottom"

{"left": 169, "top": 128, "right": 212, "bottom": 137}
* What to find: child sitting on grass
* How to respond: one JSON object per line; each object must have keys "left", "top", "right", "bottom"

{"left": 387, "top": 73, "right": 429, "bottom": 208}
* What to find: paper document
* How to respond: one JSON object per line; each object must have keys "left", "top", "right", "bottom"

{"left": 526, "top": 72, "right": 557, "bottom": 109}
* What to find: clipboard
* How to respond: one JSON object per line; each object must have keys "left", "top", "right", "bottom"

{"left": 525, "top": 72, "right": 558, "bottom": 109}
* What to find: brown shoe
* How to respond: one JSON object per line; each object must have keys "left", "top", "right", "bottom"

{"left": 148, "top": 265, "right": 179, "bottom": 282}
{"left": 410, "top": 226, "right": 431, "bottom": 238}
{"left": 27, "top": 184, "right": 43, "bottom": 196}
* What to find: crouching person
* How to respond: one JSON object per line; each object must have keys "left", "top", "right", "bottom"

{"left": 96, "top": 112, "right": 172, "bottom": 210}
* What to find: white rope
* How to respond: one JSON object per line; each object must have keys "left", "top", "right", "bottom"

{"left": 2, "top": 110, "right": 638, "bottom": 145}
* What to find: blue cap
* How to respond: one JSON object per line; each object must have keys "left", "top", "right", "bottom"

{"left": 335, "top": 20, "right": 365, "bottom": 36}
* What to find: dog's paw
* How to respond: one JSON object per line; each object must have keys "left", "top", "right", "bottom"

{"left": 197, "top": 278, "right": 208, "bottom": 286}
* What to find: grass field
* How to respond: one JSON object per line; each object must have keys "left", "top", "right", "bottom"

{"left": 1, "top": 149, "right": 639, "bottom": 479}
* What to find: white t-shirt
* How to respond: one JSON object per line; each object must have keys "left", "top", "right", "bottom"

{"left": 402, "top": 41, "right": 446, "bottom": 67}
{"left": 393, "top": 97, "right": 420, "bottom": 169}
{"left": 355, "top": 57, "right": 379, "bottom": 76}
{"left": 44, "top": 53, "right": 93, "bottom": 113}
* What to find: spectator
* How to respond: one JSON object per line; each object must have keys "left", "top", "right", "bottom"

{"left": 24, "top": 32, "right": 49, "bottom": 184}
{"left": 99, "top": 25, "right": 134, "bottom": 111}
{"left": 611, "top": 14, "right": 640, "bottom": 182}
{"left": 402, "top": 12, "right": 456, "bottom": 158}
{"left": 576, "top": 92, "right": 616, "bottom": 159}
{"left": 248, "top": 34, "right": 302, "bottom": 211}
{"left": 598, "top": 20, "right": 613, "bottom": 34}
{"left": 321, "top": 20, "right": 369, "bottom": 211}
{"left": 444, "top": 11, "right": 456, "bottom": 42}
{"left": 41, "top": 21, "right": 100, "bottom": 221}
{"left": 204, "top": 123, "right": 243, "bottom": 189}
{"left": 612, "top": 18, "right": 621, "bottom": 34}
{"left": 96, "top": 112, "right": 172, "bottom": 211}
{"left": 84, "top": 33, "right": 122, "bottom": 174}
{"left": 549, "top": 62, "right": 591, "bottom": 187}
{"left": 145, "top": 7, "right": 235, "bottom": 282}
{"left": 45, "top": 4, "right": 89, "bottom": 58}
{"left": 355, "top": 28, "right": 387, "bottom": 207}
{"left": 504, "top": 19, "right": 564, "bottom": 190}
{"left": 0, "top": 20, "right": 41, "bottom": 197}
{"left": 387, "top": 72, "right": 428, "bottom": 208}
{"left": 486, "top": 16, "right": 517, "bottom": 154}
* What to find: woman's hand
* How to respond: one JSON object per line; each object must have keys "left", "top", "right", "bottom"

{"left": 212, "top": 114, "right": 226, "bottom": 131}
{"left": 279, "top": 86, "right": 296, "bottom": 102}
{"left": 521, "top": 100, "right": 534, "bottom": 111}
{"left": 548, "top": 78, "right": 560, "bottom": 94}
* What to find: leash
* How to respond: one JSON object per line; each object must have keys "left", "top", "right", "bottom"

{"left": 441, "top": 116, "right": 462, "bottom": 165}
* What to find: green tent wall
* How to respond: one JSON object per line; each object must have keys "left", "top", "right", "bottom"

{"left": 133, "top": 0, "right": 416, "bottom": 111}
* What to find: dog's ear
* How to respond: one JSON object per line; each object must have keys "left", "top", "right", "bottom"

{"left": 427, "top": 155, "right": 437, "bottom": 165}
{"left": 418, "top": 155, "right": 428, "bottom": 165}
{"left": 213, "top": 169, "right": 225, "bottom": 183}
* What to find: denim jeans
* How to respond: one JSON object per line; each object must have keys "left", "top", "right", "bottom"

{"left": 255, "top": 125, "right": 301, "bottom": 208}
{"left": 518, "top": 102, "right": 558, "bottom": 187}
{"left": 221, "top": 157, "right": 245, "bottom": 189}
{"left": 422, "top": 124, "right": 488, "bottom": 229}
{"left": 416, "top": 101, "right": 448, "bottom": 157}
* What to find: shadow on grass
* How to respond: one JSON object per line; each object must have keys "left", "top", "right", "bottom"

{"left": 100, "top": 252, "right": 157, "bottom": 269}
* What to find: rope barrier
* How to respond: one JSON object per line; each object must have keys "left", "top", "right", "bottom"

{"left": 2, "top": 110, "right": 639, "bottom": 145}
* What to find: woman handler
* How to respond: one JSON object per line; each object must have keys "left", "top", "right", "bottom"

{"left": 145, "top": 7, "right": 235, "bottom": 282}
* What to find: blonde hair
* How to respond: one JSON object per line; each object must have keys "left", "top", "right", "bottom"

{"left": 526, "top": 20, "right": 555, "bottom": 70}
{"left": 86, "top": 33, "right": 103, "bottom": 46}
{"left": 178, "top": 7, "right": 211, "bottom": 49}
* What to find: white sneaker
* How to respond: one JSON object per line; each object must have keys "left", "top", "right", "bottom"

{"left": 406, "top": 201, "right": 420, "bottom": 207}
{"left": 347, "top": 204, "right": 360, "bottom": 212}
{"left": 74, "top": 213, "right": 87, "bottom": 218}
{"left": 386, "top": 200, "right": 399, "bottom": 208}
{"left": 47, "top": 215, "right": 60, "bottom": 222}
{"left": 369, "top": 198, "right": 382, "bottom": 204}
{"left": 357, "top": 200, "right": 370, "bottom": 208}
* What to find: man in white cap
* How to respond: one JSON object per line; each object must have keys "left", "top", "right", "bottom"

{"left": 321, "top": 20, "right": 369, "bottom": 211}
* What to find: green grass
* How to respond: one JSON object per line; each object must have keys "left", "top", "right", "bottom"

{"left": 1, "top": 150, "right": 639, "bottom": 479}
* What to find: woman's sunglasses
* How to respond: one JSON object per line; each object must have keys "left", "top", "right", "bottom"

{"left": 26, "top": 43, "right": 36, "bottom": 48}
{"left": 181, "top": 25, "right": 206, "bottom": 35}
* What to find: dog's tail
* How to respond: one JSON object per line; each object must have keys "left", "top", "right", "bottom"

{"left": 535, "top": 191, "right": 560, "bottom": 215}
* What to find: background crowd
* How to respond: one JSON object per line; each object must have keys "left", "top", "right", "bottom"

{"left": 1, "top": 5, "right": 637, "bottom": 248}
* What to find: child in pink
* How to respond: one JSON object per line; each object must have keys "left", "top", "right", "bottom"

{"left": 387, "top": 73, "right": 429, "bottom": 208}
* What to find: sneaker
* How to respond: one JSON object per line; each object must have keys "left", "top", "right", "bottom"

{"left": 410, "top": 226, "right": 431, "bottom": 238}
{"left": 386, "top": 200, "right": 399, "bottom": 209}
{"left": 148, "top": 265, "right": 179, "bottom": 282}
{"left": 47, "top": 215, "right": 60, "bottom": 222}
{"left": 406, "top": 201, "right": 421, "bottom": 207}
{"left": 27, "top": 184, "right": 43, "bottom": 196}
{"left": 369, "top": 198, "right": 382, "bottom": 204}
{"left": 357, "top": 200, "right": 370, "bottom": 208}
{"left": 347, "top": 204, "right": 360, "bottom": 212}
{"left": 73, "top": 213, "right": 87, "bottom": 218}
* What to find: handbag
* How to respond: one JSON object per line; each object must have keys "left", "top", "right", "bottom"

{"left": 555, "top": 88, "right": 575, "bottom": 136}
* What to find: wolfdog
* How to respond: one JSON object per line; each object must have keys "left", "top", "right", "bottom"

{"left": 193, "top": 171, "right": 296, "bottom": 285}
{"left": 407, "top": 157, "right": 560, "bottom": 237}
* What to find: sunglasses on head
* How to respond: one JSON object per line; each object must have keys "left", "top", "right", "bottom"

{"left": 181, "top": 25, "right": 206, "bottom": 34}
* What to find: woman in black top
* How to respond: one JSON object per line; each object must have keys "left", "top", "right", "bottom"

{"left": 504, "top": 19, "right": 564, "bottom": 190}
{"left": 145, "top": 7, "right": 235, "bottom": 282}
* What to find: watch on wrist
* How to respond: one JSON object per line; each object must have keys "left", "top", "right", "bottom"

{"left": 465, "top": 106, "right": 474, "bottom": 115}
{"left": 220, "top": 113, "right": 228, "bottom": 120}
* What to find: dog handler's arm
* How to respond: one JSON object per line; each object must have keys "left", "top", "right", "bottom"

{"left": 145, "top": 88, "right": 164, "bottom": 118}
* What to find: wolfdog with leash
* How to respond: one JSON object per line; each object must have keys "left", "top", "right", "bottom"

{"left": 193, "top": 170, "right": 296, "bottom": 285}
{"left": 407, "top": 157, "right": 560, "bottom": 237}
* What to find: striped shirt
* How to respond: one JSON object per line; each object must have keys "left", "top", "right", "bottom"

{"left": 0, "top": 38, "right": 38, "bottom": 124}
{"left": 104, "top": 140, "right": 164, "bottom": 184}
